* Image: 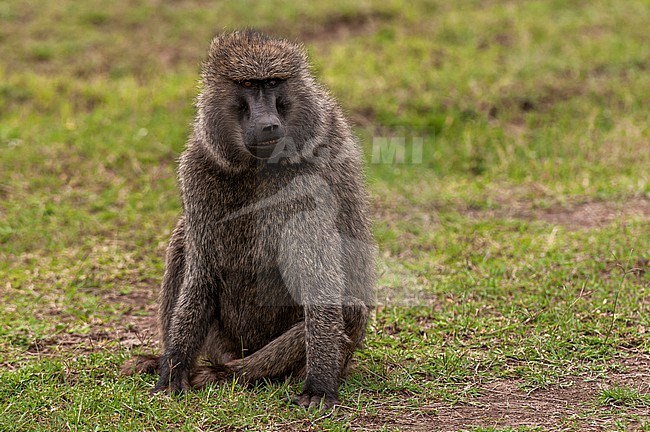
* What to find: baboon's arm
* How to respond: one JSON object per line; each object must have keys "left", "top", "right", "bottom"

{"left": 153, "top": 203, "right": 220, "bottom": 394}
{"left": 278, "top": 204, "right": 347, "bottom": 408}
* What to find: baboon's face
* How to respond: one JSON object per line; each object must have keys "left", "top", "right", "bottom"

{"left": 235, "top": 78, "right": 290, "bottom": 159}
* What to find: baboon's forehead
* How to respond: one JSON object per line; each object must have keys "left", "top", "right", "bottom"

{"left": 205, "top": 32, "right": 308, "bottom": 81}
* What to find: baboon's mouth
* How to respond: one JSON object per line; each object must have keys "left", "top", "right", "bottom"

{"left": 247, "top": 138, "right": 284, "bottom": 159}
{"left": 256, "top": 138, "right": 280, "bottom": 146}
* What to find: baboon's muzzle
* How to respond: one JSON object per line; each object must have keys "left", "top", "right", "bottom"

{"left": 248, "top": 113, "right": 286, "bottom": 159}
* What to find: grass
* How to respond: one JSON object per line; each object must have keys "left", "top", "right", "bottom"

{"left": 599, "top": 386, "right": 650, "bottom": 408}
{"left": 1, "top": 0, "right": 649, "bottom": 430}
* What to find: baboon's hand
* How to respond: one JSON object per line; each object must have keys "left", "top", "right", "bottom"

{"left": 151, "top": 356, "right": 190, "bottom": 395}
{"left": 294, "top": 391, "right": 339, "bottom": 410}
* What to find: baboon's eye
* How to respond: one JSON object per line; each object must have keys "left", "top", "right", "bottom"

{"left": 267, "top": 79, "right": 278, "bottom": 87}
{"left": 242, "top": 81, "right": 253, "bottom": 88}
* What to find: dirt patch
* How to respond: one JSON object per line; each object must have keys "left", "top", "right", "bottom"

{"left": 18, "top": 284, "right": 159, "bottom": 363}
{"left": 426, "top": 381, "right": 589, "bottom": 431}
{"left": 536, "top": 198, "right": 650, "bottom": 229}
{"left": 465, "top": 196, "right": 650, "bottom": 229}
{"left": 485, "top": 78, "right": 587, "bottom": 122}
{"left": 269, "top": 10, "right": 393, "bottom": 44}
{"left": 360, "top": 355, "right": 650, "bottom": 431}
{"left": 103, "top": 286, "right": 159, "bottom": 348}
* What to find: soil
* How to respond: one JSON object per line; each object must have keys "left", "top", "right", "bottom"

{"left": 358, "top": 355, "right": 650, "bottom": 431}
{"left": 464, "top": 196, "right": 650, "bottom": 230}
{"left": 20, "top": 284, "right": 159, "bottom": 362}
{"left": 286, "top": 10, "right": 391, "bottom": 44}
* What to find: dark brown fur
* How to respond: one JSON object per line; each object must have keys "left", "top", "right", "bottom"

{"left": 123, "top": 30, "right": 375, "bottom": 409}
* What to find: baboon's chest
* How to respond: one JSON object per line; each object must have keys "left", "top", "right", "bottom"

{"left": 214, "top": 178, "right": 319, "bottom": 270}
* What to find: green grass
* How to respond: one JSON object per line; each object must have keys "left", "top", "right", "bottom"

{"left": 599, "top": 386, "right": 650, "bottom": 408}
{"left": 1, "top": 0, "right": 649, "bottom": 430}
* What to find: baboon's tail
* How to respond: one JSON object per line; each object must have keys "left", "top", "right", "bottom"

{"left": 121, "top": 354, "right": 160, "bottom": 376}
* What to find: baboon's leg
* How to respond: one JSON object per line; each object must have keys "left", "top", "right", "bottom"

{"left": 190, "top": 298, "right": 368, "bottom": 388}
{"left": 191, "top": 321, "right": 305, "bottom": 388}
{"left": 201, "top": 323, "right": 239, "bottom": 364}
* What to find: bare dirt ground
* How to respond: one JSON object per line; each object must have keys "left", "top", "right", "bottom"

{"left": 387, "top": 357, "right": 648, "bottom": 431}
{"left": 16, "top": 283, "right": 159, "bottom": 364}
{"left": 465, "top": 196, "right": 650, "bottom": 230}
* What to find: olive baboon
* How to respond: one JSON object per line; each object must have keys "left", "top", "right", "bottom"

{"left": 125, "top": 30, "right": 375, "bottom": 409}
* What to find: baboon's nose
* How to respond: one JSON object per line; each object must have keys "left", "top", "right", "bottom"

{"left": 256, "top": 115, "right": 284, "bottom": 145}
{"left": 262, "top": 123, "right": 279, "bottom": 133}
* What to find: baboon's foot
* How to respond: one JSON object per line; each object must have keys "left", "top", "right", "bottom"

{"left": 294, "top": 391, "right": 339, "bottom": 410}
